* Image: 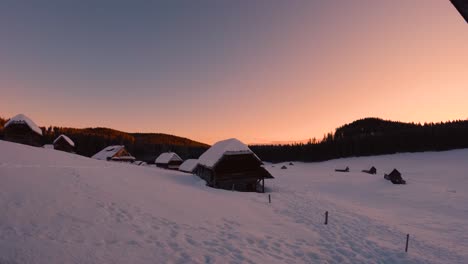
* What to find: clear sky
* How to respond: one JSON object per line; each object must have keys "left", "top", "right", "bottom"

{"left": 1, "top": 0, "right": 467, "bottom": 144}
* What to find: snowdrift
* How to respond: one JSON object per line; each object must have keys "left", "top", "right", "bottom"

{"left": 0, "top": 140, "right": 467, "bottom": 263}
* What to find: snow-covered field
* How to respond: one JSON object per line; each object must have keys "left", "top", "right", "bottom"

{"left": 0, "top": 140, "right": 467, "bottom": 263}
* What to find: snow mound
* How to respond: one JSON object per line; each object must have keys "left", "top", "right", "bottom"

{"left": 155, "top": 152, "right": 182, "bottom": 164}
{"left": 179, "top": 159, "right": 198, "bottom": 172}
{"left": 4, "top": 114, "right": 43, "bottom": 135}
{"left": 53, "top": 134, "right": 75, "bottom": 147}
{"left": 198, "top": 138, "right": 259, "bottom": 168}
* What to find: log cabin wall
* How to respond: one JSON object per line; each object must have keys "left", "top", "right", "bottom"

{"left": 4, "top": 124, "right": 42, "bottom": 147}
{"left": 53, "top": 138, "right": 74, "bottom": 153}
{"left": 196, "top": 154, "right": 269, "bottom": 192}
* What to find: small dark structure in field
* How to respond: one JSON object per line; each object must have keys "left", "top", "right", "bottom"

{"left": 281, "top": 165, "right": 287, "bottom": 169}
{"left": 195, "top": 138, "right": 273, "bottom": 192}
{"left": 53, "top": 134, "right": 75, "bottom": 153}
{"left": 179, "top": 159, "right": 198, "bottom": 173}
{"left": 155, "top": 152, "right": 183, "bottom": 170}
{"left": 4, "top": 114, "right": 43, "bottom": 147}
{"left": 335, "top": 166, "right": 349, "bottom": 172}
{"left": 362, "top": 166, "right": 377, "bottom": 174}
{"left": 289, "top": 162, "right": 294, "bottom": 166}
{"left": 451, "top": 0, "right": 468, "bottom": 23}
{"left": 92, "top": 145, "right": 135, "bottom": 162}
{"left": 384, "top": 169, "right": 406, "bottom": 184}
{"left": 133, "top": 161, "right": 147, "bottom": 166}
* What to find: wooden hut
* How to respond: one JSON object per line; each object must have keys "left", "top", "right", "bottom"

{"left": 92, "top": 145, "right": 135, "bottom": 162}
{"left": 155, "top": 152, "right": 183, "bottom": 169}
{"left": 4, "top": 114, "right": 43, "bottom": 147}
{"left": 195, "top": 138, "right": 273, "bottom": 192}
{"left": 53, "top": 134, "right": 75, "bottom": 153}
{"left": 362, "top": 166, "right": 377, "bottom": 174}
{"left": 179, "top": 159, "right": 198, "bottom": 173}
{"left": 384, "top": 169, "right": 406, "bottom": 184}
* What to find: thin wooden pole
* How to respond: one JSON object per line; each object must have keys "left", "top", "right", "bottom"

{"left": 262, "top": 178, "right": 265, "bottom": 193}
{"left": 268, "top": 194, "right": 271, "bottom": 203}
{"left": 325, "top": 211, "right": 328, "bottom": 225}
{"left": 405, "top": 234, "right": 409, "bottom": 252}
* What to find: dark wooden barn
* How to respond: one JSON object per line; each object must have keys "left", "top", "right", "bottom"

{"left": 155, "top": 152, "right": 183, "bottom": 169}
{"left": 384, "top": 169, "right": 406, "bottom": 184}
{"left": 362, "top": 166, "right": 377, "bottom": 174}
{"left": 53, "top": 134, "right": 75, "bottom": 153}
{"left": 195, "top": 138, "right": 273, "bottom": 192}
{"left": 4, "top": 114, "right": 43, "bottom": 147}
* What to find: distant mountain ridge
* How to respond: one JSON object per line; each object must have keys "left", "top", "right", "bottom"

{"left": 251, "top": 117, "right": 468, "bottom": 162}
{"left": 3, "top": 115, "right": 468, "bottom": 163}
{"left": 0, "top": 115, "right": 209, "bottom": 162}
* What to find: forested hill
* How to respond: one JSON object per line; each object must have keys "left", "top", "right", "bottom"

{"left": 0, "top": 117, "right": 208, "bottom": 162}
{"left": 3, "top": 116, "right": 468, "bottom": 163}
{"left": 250, "top": 118, "right": 468, "bottom": 162}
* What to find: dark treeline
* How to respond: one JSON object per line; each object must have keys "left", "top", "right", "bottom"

{"left": 40, "top": 127, "right": 209, "bottom": 162}
{"left": 250, "top": 118, "right": 468, "bottom": 162}
{"left": 0, "top": 116, "right": 208, "bottom": 163}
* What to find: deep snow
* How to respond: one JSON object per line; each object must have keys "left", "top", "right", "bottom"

{"left": 0, "top": 140, "right": 467, "bottom": 263}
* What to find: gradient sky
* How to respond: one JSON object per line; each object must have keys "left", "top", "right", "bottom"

{"left": 1, "top": 0, "right": 467, "bottom": 144}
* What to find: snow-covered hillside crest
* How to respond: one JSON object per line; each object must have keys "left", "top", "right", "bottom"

{"left": 0, "top": 139, "right": 467, "bottom": 263}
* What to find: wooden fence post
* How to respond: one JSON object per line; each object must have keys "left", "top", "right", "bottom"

{"left": 325, "top": 211, "right": 328, "bottom": 225}
{"left": 405, "top": 234, "right": 409, "bottom": 252}
{"left": 268, "top": 194, "right": 271, "bottom": 204}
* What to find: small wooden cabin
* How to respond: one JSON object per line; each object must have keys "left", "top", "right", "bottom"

{"left": 4, "top": 114, "right": 43, "bottom": 147}
{"left": 53, "top": 134, "right": 75, "bottom": 153}
{"left": 155, "top": 152, "right": 183, "bottom": 169}
{"left": 179, "top": 159, "right": 198, "bottom": 173}
{"left": 195, "top": 138, "right": 273, "bottom": 192}
{"left": 362, "top": 166, "right": 377, "bottom": 174}
{"left": 92, "top": 145, "right": 135, "bottom": 162}
{"left": 384, "top": 169, "right": 406, "bottom": 184}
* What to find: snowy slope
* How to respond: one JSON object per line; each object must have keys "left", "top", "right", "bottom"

{"left": 0, "top": 140, "right": 467, "bottom": 263}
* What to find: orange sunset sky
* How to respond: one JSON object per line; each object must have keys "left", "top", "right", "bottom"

{"left": 1, "top": 1, "right": 467, "bottom": 144}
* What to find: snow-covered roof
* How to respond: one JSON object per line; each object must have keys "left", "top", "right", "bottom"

{"left": 91, "top": 145, "right": 134, "bottom": 161}
{"left": 198, "top": 138, "right": 260, "bottom": 168}
{"left": 53, "top": 134, "right": 75, "bottom": 147}
{"left": 155, "top": 152, "right": 183, "bottom": 164}
{"left": 179, "top": 159, "right": 198, "bottom": 172}
{"left": 4, "top": 114, "right": 43, "bottom": 136}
